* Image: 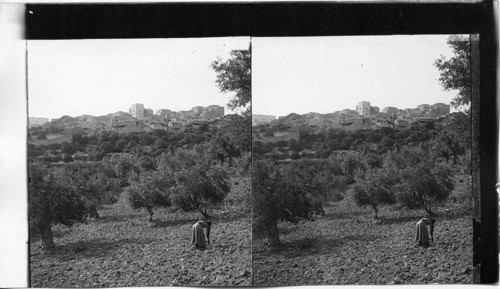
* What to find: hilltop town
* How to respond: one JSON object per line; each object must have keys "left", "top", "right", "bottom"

{"left": 29, "top": 103, "right": 225, "bottom": 134}
{"left": 252, "top": 101, "right": 451, "bottom": 130}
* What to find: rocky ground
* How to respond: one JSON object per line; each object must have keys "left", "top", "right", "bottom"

{"left": 30, "top": 177, "right": 252, "bottom": 287}
{"left": 253, "top": 199, "right": 472, "bottom": 286}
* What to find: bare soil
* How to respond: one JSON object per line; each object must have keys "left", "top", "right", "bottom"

{"left": 30, "top": 177, "right": 252, "bottom": 287}
{"left": 253, "top": 200, "right": 472, "bottom": 285}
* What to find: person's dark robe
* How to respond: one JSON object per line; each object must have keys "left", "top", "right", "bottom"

{"left": 415, "top": 218, "right": 432, "bottom": 245}
{"left": 191, "top": 220, "right": 208, "bottom": 248}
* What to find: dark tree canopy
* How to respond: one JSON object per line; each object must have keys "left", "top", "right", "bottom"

{"left": 128, "top": 169, "right": 172, "bottom": 222}
{"left": 396, "top": 163, "right": 454, "bottom": 216}
{"left": 164, "top": 146, "right": 230, "bottom": 218}
{"left": 434, "top": 35, "right": 471, "bottom": 110}
{"left": 252, "top": 160, "right": 312, "bottom": 247}
{"left": 129, "top": 145, "right": 230, "bottom": 221}
{"left": 252, "top": 159, "right": 345, "bottom": 246}
{"left": 29, "top": 162, "right": 87, "bottom": 250}
{"left": 211, "top": 48, "right": 251, "bottom": 116}
{"left": 352, "top": 167, "right": 397, "bottom": 218}
{"left": 210, "top": 114, "right": 251, "bottom": 166}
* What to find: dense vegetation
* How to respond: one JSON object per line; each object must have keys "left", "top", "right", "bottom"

{"left": 29, "top": 44, "right": 253, "bottom": 286}
{"left": 252, "top": 35, "right": 473, "bottom": 285}
{"left": 29, "top": 114, "right": 250, "bottom": 252}
{"left": 252, "top": 111, "right": 471, "bottom": 247}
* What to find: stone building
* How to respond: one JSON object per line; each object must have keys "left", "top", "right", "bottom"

{"left": 129, "top": 103, "right": 144, "bottom": 119}
{"left": 356, "top": 101, "right": 371, "bottom": 116}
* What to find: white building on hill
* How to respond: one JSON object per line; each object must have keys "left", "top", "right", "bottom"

{"left": 356, "top": 101, "right": 371, "bottom": 116}
{"left": 129, "top": 103, "right": 145, "bottom": 119}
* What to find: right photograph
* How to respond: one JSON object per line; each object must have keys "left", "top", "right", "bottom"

{"left": 251, "top": 35, "right": 473, "bottom": 285}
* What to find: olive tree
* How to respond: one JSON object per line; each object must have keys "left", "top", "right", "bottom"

{"left": 352, "top": 167, "right": 398, "bottom": 218}
{"left": 55, "top": 162, "right": 117, "bottom": 219}
{"left": 128, "top": 146, "right": 230, "bottom": 221}
{"left": 252, "top": 159, "right": 344, "bottom": 247}
{"left": 211, "top": 47, "right": 251, "bottom": 116}
{"left": 162, "top": 146, "right": 230, "bottom": 218}
{"left": 252, "top": 160, "right": 312, "bottom": 247}
{"left": 396, "top": 163, "right": 454, "bottom": 216}
{"left": 434, "top": 35, "right": 471, "bottom": 110}
{"left": 29, "top": 162, "right": 87, "bottom": 251}
{"left": 127, "top": 169, "right": 173, "bottom": 222}
{"left": 382, "top": 146, "right": 455, "bottom": 216}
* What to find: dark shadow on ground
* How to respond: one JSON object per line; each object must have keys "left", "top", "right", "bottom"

{"left": 96, "top": 213, "right": 142, "bottom": 224}
{"left": 30, "top": 226, "right": 73, "bottom": 242}
{"left": 258, "top": 234, "right": 382, "bottom": 259}
{"left": 41, "top": 237, "right": 156, "bottom": 262}
{"left": 154, "top": 218, "right": 196, "bottom": 228}
{"left": 376, "top": 215, "right": 421, "bottom": 225}
{"left": 322, "top": 210, "right": 366, "bottom": 220}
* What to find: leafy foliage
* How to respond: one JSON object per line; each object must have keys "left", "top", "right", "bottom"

{"left": 252, "top": 159, "right": 346, "bottom": 246}
{"left": 210, "top": 114, "right": 251, "bottom": 166}
{"left": 352, "top": 167, "right": 397, "bottom": 218}
{"left": 396, "top": 163, "right": 454, "bottom": 216}
{"left": 211, "top": 48, "right": 251, "bottom": 115}
{"left": 163, "top": 146, "right": 230, "bottom": 217}
{"left": 29, "top": 162, "right": 87, "bottom": 250}
{"left": 252, "top": 160, "right": 311, "bottom": 246}
{"left": 110, "top": 154, "right": 141, "bottom": 187}
{"left": 434, "top": 35, "right": 471, "bottom": 110}
{"left": 54, "top": 161, "right": 121, "bottom": 219}
{"left": 127, "top": 169, "right": 172, "bottom": 222}
{"left": 128, "top": 146, "right": 230, "bottom": 220}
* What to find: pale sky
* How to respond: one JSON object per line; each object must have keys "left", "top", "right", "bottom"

{"left": 253, "top": 35, "right": 464, "bottom": 117}
{"left": 28, "top": 37, "right": 250, "bottom": 120}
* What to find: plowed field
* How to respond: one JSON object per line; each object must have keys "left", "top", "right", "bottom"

{"left": 253, "top": 200, "right": 472, "bottom": 285}
{"left": 30, "top": 177, "right": 252, "bottom": 287}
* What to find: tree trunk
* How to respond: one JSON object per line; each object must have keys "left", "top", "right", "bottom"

{"left": 147, "top": 207, "right": 154, "bottom": 222}
{"left": 38, "top": 221, "right": 54, "bottom": 251}
{"left": 372, "top": 205, "right": 379, "bottom": 219}
{"left": 217, "top": 154, "right": 225, "bottom": 166}
{"left": 424, "top": 205, "right": 434, "bottom": 217}
{"left": 89, "top": 205, "right": 100, "bottom": 219}
{"left": 318, "top": 203, "right": 326, "bottom": 216}
{"left": 266, "top": 222, "right": 280, "bottom": 247}
{"left": 199, "top": 207, "right": 210, "bottom": 219}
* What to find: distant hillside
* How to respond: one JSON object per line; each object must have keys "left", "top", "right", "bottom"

{"left": 271, "top": 112, "right": 342, "bottom": 132}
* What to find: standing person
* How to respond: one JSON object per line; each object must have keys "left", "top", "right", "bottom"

{"left": 415, "top": 218, "right": 435, "bottom": 247}
{"left": 191, "top": 220, "right": 211, "bottom": 249}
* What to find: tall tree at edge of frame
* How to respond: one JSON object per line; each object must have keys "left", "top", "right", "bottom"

{"left": 211, "top": 45, "right": 251, "bottom": 117}
{"left": 434, "top": 35, "right": 471, "bottom": 112}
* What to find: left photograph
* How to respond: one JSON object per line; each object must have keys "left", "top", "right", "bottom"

{"left": 27, "top": 37, "right": 252, "bottom": 287}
